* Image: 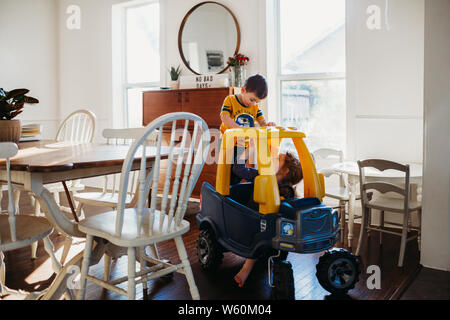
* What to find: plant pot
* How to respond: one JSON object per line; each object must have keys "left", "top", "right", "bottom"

{"left": 170, "top": 80, "right": 179, "bottom": 90}
{"left": 0, "top": 120, "right": 21, "bottom": 143}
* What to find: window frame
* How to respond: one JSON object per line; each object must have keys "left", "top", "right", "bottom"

{"left": 274, "top": 0, "right": 346, "bottom": 148}
{"left": 113, "top": 0, "right": 163, "bottom": 128}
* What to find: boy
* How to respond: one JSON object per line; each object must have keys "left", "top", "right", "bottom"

{"left": 220, "top": 74, "right": 275, "bottom": 134}
{"left": 220, "top": 74, "right": 276, "bottom": 173}
{"left": 233, "top": 151, "right": 303, "bottom": 288}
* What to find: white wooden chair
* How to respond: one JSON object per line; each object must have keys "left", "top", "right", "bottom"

{"left": 25, "top": 109, "right": 96, "bottom": 260}
{"left": 49, "top": 109, "right": 97, "bottom": 211}
{"left": 0, "top": 143, "right": 57, "bottom": 298}
{"left": 312, "top": 148, "right": 361, "bottom": 241}
{"left": 77, "top": 112, "right": 210, "bottom": 300}
{"left": 355, "top": 159, "right": 422, "bottom": 267}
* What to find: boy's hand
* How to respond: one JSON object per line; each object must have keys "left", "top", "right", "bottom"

{"left": 267, "top": 122, "right": 277, "bottom": 127}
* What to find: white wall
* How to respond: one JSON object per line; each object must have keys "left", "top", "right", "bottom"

{"left": 0, "top": 0, "right": 60, "bottom": 138}
{"left": 421, "top": 0, "right": 450, "bottom": 271}
{"left": 57, "top": 0, "right": 130, "bottom": 143}
{"left": 346, "top": 0, "right": 424, "bottom": 163}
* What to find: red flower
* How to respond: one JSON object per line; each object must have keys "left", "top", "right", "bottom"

{"left": 227, "top": 53, "right": 250, "bottom": 67}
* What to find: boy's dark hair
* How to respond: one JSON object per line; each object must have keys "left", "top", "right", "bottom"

{"left": 244, "top": 74, "right": 268, "bottom": 100}
{"left": 280, "top": 152, "right": 303, "bottom": 186}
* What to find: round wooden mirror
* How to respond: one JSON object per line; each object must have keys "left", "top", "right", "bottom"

{"left": 178, "top": 1, "right": 240, "bottom": 75}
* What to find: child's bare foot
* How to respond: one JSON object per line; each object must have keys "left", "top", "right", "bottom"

{"left": 234, "top": 270, "right": 250, "bottom": 288}
{"left": 234, "top": 259, "right": 256, "bottom": 288}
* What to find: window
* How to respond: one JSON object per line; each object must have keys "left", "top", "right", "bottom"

{"left": 113, "top": 1, "right": 161, "bottom": 128}
{"left": 276, "top": 0, "right": 346, "bottom": 153}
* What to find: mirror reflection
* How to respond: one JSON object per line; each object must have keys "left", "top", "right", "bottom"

{"left": 179, "top": 2, "right": 240, "bottom": 75}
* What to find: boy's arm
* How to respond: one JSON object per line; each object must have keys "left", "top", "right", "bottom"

{"left": 256, "top": 108, "right": 276, "bottom": 127}
{"left": 257, "top": 117, "right": 276, "bottom": 127}
{"left": 232, "top": 163, "right": 259, "bottom": 182}
{"left": 220, "top": 113, "right": 240, "bottom": 129}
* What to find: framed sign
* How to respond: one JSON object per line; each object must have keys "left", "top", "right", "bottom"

{"left": 179, "top": 74, "right": 229, "bottom": 89}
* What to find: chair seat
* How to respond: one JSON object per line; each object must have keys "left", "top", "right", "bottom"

{"left": 367, "top": 195, "right": 422, "bottom": 213}
{"left": 78, "top": 208, "right": 190, "bottom": 248}
{"left": 45, "top": 182, "right": 85, "bottom": 193}
{"left": 325, "top": 186, "right": 361, "bottom": 201}
{"left": 73, "top": 192, "right": 133, "bottom": 208}
{"left": 0, "top": 215, "right": 53, "bottom": 252}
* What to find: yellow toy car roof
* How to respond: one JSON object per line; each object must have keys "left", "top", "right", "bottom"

{"left": 216, "top": 126, "right": 325, "bottom": 215}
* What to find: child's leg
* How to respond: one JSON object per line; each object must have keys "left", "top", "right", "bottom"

{"left": 234, "top": 258, "right": 257, "bottom": 288}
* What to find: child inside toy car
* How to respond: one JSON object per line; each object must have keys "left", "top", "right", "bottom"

{"left": 231, "top": 150, "right": 303, "bottom": 287}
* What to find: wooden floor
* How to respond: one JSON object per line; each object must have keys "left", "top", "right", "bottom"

{"left": 1, "top": 189, "right": 421, "bottom": 300}
{"left": 400, "top": 267, "right": 450, "bottom": 300}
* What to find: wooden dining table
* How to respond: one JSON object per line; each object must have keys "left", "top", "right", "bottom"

{"left": 0, "top": 140, "right": 170, "bottom": 300}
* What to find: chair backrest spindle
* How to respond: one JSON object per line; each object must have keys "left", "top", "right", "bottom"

{"left": 174, "top": 121, "right": 200, "bottom": 227}
{"left": 167, "top": 120, "right": 190, "bottom": 229}
{"left": 159, "top": 121, "right": 178, "bottom": 232}
{"left": 56, "top": 110, "right": 96, "bottom": 143}
{"left": 147, "top": 126, "right": 164, "bottom": 236}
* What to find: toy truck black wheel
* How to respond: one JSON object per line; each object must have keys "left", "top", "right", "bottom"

{"left": 271, "top": 260, "right": 295, "bottom": 300}
{"left": 316, "top": 249, "right": 361, "bottom": 294}
{"left": 197, "top": 228, "right": 224, "bottom": 271}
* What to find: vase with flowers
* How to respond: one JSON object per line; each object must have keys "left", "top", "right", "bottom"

{"left": 227, "top": 53, "right": 249, "bottom": 87}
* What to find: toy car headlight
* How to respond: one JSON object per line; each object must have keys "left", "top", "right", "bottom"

{"left": 332, "top": 211, "right": 339, "bottom": 228}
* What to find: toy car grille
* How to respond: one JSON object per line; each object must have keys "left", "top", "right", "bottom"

{"left": 302, "top": 239, "right": 333, "bottom": 253}
{"left": 301, "top": 208, "right": 331, "bottom": 236}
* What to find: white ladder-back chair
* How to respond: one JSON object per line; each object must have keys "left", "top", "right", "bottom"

{"left": 77, "top": 112, "right": 210, "bottom": 300}
{"left": 52, "top": 109, "right": 97, "bottom": 210}
{"left": 312, "top": 148, "right": 361, "bottom": 242}
{"left": 0, "top": 143, "right": 56, "bottom": 298}
{"left": 355, "top": 159, "right": 422, "bottom": 267}
{"left": 55, "top": 109, "right": 96, "bottom": 143}
{"left": 20, "top": 109, "right": 96, "bottom": 260}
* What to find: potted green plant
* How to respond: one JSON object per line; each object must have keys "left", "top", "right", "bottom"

{"left": 0, "top": 88, "right": 39, "bottom": 143}
{"left": 168, "top": 65, "right": 182, "bottom": 90}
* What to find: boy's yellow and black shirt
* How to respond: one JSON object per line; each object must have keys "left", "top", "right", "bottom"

{"left": 220, "top": 95, "right": 264, "bottom": 134}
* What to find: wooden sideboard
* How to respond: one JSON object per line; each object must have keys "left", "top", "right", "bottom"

{"left": 143, "top": 87, "right": 234, "bottom": 197}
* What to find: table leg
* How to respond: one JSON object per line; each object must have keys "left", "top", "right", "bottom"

{"left": 28, "top": 177, "right": 86, "bottom": 300}
{"left": 61, "top": 181, "right": 79, "bottom": 223}
{"left": 408, "top": 183, "right": 421, "bottom": 231}
{"left": 0, "top": 251, "right": 6, "bottom": 295}
{"left": 347, "top": 175, "right": 358, "bottom": 248}
{"left": 0, "top": 184, "right": 3, "bottom": 212}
